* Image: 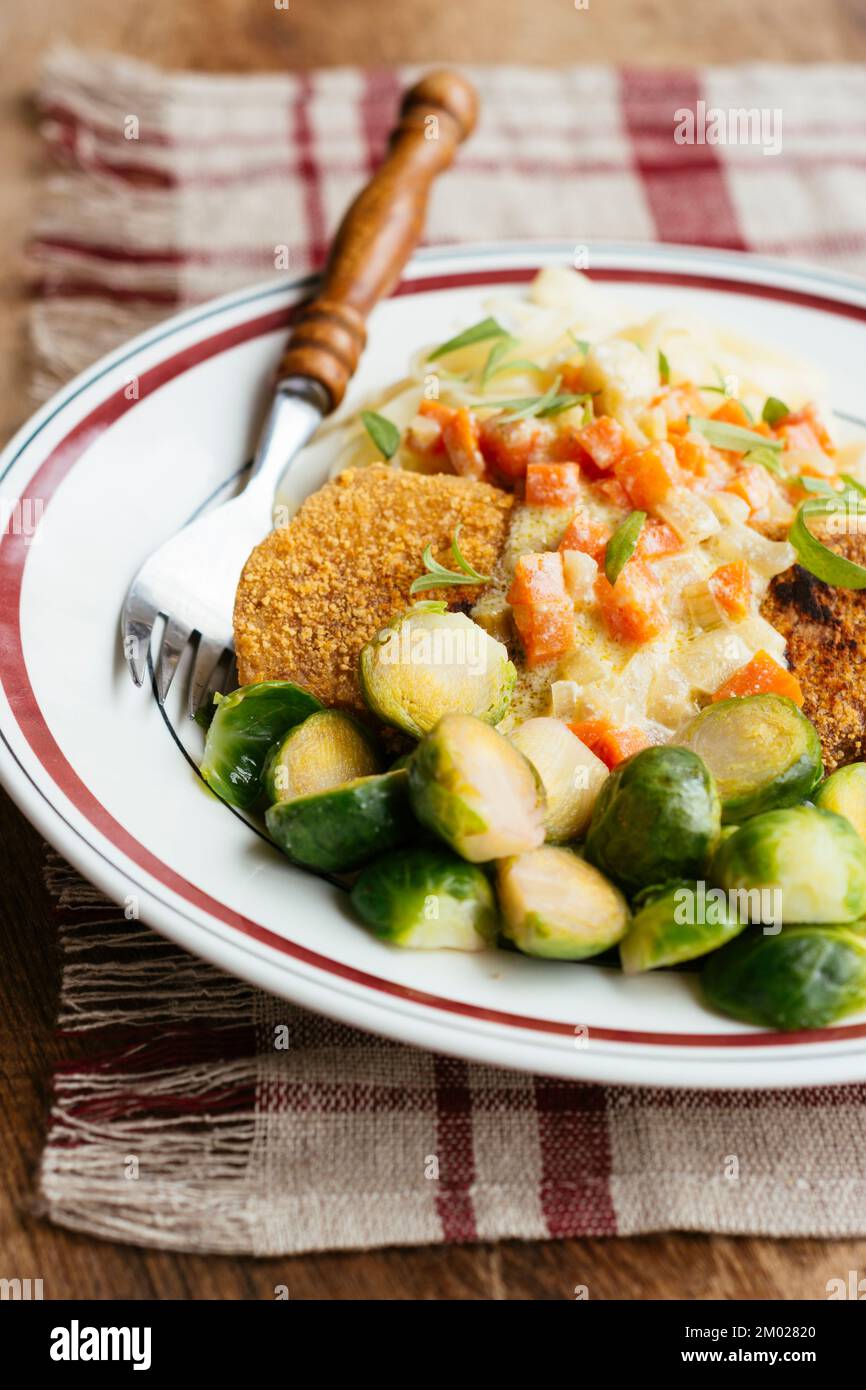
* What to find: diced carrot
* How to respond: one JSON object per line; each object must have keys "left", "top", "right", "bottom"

{"left": 711, "top": 399, "right": 752, "bottom": 429}
{"left": 778, "top": 419, "right": 823, "bottom": 456}
{"left": 594, "top": 477, "right": 632, "bottom": 510}
{"left": 406, "top": 399, "right": 456, "bottom": 456}
{"left": 418, "top": 399, "right": 456, "bottom": 426}
{"left": 595, "top": 559, "right": 669, "bottom": 645}
{"left": 613, "top": 441, "right": 680, "bottom": 511}
{"left": 558, "top": 512, "right": 611, "bottom": 565}
{"left": 442, "top": 408, "right": 486, "bottom": 480}
{"left": 707, "top": 560, "right": 751, "bottom": 621}
{"left": 637, "top": 518, "right": 682, "bottom": 559}
{"left": 525, "top": 462, "right": 582, "bottom": 507}
{"left": 651, "top": 384, "right": 705, "bottom": 432}
{"left": 672, "top": 434, "right": 731, "bottom": 490}
{"left": 577, "top": 416, "right": 627, "bottom": 472}
{"left": 479, "top": 415, "right": 557, "bottom": 481}
{"left": 569, "top": 718, "right": 651, "bottom": 769}
{"left": 777, "top": 402, "right": 834, "bottom": 455}
{"left": 560, "top": 362, "right": 585, "bottom": 394}
{"left": 711, "top": 650, "right": 804, "bottom": 706}
{"left": 511, "top": 600, "right": 575, "bottom": 667}
{"left": 728, "top": 462, "right": 773, "bottom": 515}
{"left": 506, "top": 550, "right": 567, "bottom": 606}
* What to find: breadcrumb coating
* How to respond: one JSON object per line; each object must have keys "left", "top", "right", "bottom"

{"left": 234, "top": 465, "right": 513, "bottom": 713}
{"left": 760, "top": 526, "right": 866, "bottom": 773}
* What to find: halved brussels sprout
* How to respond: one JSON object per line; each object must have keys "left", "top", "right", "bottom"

{"left": 407, "top": 713, "right": 545, "bottom": 862}
{"left": 351, "top": 847, "right": 497, "bottom": 951}
{"left": 201, "top": 680, "right": 322, "bottom": 809}
{"left": 815, "top": 763, "right": 866, "bottom": 845}
{"left": 584, "top": 746, "right": 721, "bottom": 895}
{"left": 265, "top": 770, "right": 412, "bottom": 873}
{"left": 620, "top": 880, "right": 747, "bottom": 974}
{"left": 359, "top": 605, "right": 515, "bottom": 739}
{"left": 263, "top": 710, "right": 380, "bottom": 805}
{"left": 677, "top": 694, "right": 823, "bottom": 823}
{"left": 714, "top": 805, "right": 866, "bottom": 924}
{"left": 509, "top": 717, "right": 608, "bottom": 843}
{"left": 497, "top": 846, "right": 629, "bottom": 960}
{"left": 702, "top": 924, "right": 866, "bottom": 1030}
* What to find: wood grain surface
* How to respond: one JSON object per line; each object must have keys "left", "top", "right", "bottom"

{"left": 3, "top": 0, "right": 866, "bottom": 1300}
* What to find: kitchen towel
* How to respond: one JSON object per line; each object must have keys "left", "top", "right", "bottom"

{"left": 32, "top": 47, "right": 866, "bottom": 1252}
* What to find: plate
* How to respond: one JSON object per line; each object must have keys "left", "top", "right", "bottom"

{"left": 4, "top": 240, "right": 866, "bottom": 1089}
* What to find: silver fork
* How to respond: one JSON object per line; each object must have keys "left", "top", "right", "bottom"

{"left": 120, "top": 69, "right": 478, "bottom": 716}
{"left": 121, "top": 380, "right": 326, "bottom": 714}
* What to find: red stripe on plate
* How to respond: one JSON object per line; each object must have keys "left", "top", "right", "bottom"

{"left": 4, "top": 264, "right": 866, "bottom": 1050}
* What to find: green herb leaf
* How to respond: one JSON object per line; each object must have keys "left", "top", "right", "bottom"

{"left": 688, "top": 416, "right": 782, "bottom": 454}
{"left": 409, "top": 524, "right": 491, "bottom": 595}
{"left": 788, "top": 497, "right": 866, "bottom": 589}
{"left": 568, "top": 332, "right": 590, "bottom": 353}
{"left": 605, "top": 510, "right": 646, "bottom": 585}
{"left": 762, "top": 396, "right": 790, "bottom": 426}
{"left": 747, "top": 445, "right": 785, "bottom": 478}
{"left": 475, "top": 384, "right": 591, "bottom": 420}
{"left": 427, "top": 317, "right": 506, "bottom": 361}
{"left": 658, "top": 349, "right": 670, "bottom": 385}
{"left": 361, "top": 410, "right": 400, "bottom": 460}
{"left": 410, "top": 599, "right": 448, "bottom": 614}
{"left": 480, "top": 337, "right": 541, "bottom": 386}
{"left": 797, "top": 476, "right": 837, "bottom": 495}
{"left": 842, "top": 474, "right": 866, "bottom": 497}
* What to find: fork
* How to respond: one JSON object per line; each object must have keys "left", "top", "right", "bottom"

{"left": 121, "top": 70, "right": 478, "bottom": 715}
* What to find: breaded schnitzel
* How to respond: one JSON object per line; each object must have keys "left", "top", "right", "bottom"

{"left": 760, "top": 527, "right": 866, "bottom": 774}
{"left": 234, "top": 465, "right": 513, "bottom": 713}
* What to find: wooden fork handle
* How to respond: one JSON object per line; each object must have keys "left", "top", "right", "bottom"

{"left": 276, "top": 70, "right": 478, "bottom": 410}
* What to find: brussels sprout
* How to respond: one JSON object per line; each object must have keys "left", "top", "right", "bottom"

{"left": 815, "top": 763, "right": 866, "bottom": 845}
{"left": 509, "top": 717, "right": 608, "bottom": 843}
{"left": 702, "top": 925, "right": 866, "bottom": 1030}
{"left": 263, "top": 710, "right": 379, "bottom": 805}
{"left": 584, "top": 746, "right": 721, "bottom": 894}
{"left": 201, "top": 680, "right": 322, "bottom": 809}
{"left": 359, "top": 606, "right": 515, "bottom": 739}
{"left": 619, "top": 880, "right": 747, "bottom": 974}
{"left": 677, "top": 694, "right": 823, "bottom": 823}
{"left": 714, "top": 805, "right": 866, "bottom": 924}
{"left": 265, "top": 770, "right": 412, "bottom": 873}
{"left": 497, "top": 846, "right": 629, "bottom": 960}
{"left": 351, "top": 847, "right": 497, "bottom": 951}
{"left": 407, "top": 713, "right": 545, "bottom": 862}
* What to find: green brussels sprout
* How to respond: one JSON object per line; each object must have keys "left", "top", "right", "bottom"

{"left": 714, "top": 805, "right": 866, "bottom": 925}
{"left": 677, "top": 694, "right": 822, "bottom": 823}
{"left": 265, "top": 770, "right": 412, "bottom": 873}
{"left": 509, "top": 717, "right": 608, "bottom": 843}
{"left": 359, "top": 605, "right": 515, "bottom": 739}
{"left": 263, "top": 710, "right": 380, "bottom": 805}
{"left": 407, "top": 713, "right": 546, "bottom": 862}
{"left": 351, "top": 847, "right": 497, "bottom": 951}
{"left": 815, "top": 763, "right": 866, "bottom": 845}
{"left": 201, "top": 680, "right": 322, "bottom": 809}
{"left": 619, "top": 879, "right": 747, "bottom": 974}
{"left": 497, "top": 846, "right": 629, "bottom": 960}
{"left": 702, "top": 925, "right": 866, "bottom": 1030}
{"left": 584, "top": 746, "right": 721, "bottom": 895}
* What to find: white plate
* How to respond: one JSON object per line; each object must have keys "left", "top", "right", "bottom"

{"left": 4, "top": 240, "right": 866, "bottom": 1090}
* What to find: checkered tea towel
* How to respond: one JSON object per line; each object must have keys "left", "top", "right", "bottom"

{"left": 32, "top": 48, "right": 866, "bottom": 1253}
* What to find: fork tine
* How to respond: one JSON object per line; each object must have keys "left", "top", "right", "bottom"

{"left": 154, "top": 615, "right": 192, "bottom": 705}
{"left": 121, "top": 591, "right": 158, "bottom": 687}
{"left": 189, "top": 636, "right": 228, "bottom": 718}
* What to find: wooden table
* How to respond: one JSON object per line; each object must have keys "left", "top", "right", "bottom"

{"left": 3, "top": 0, "right": 866, "bottom": 1300}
